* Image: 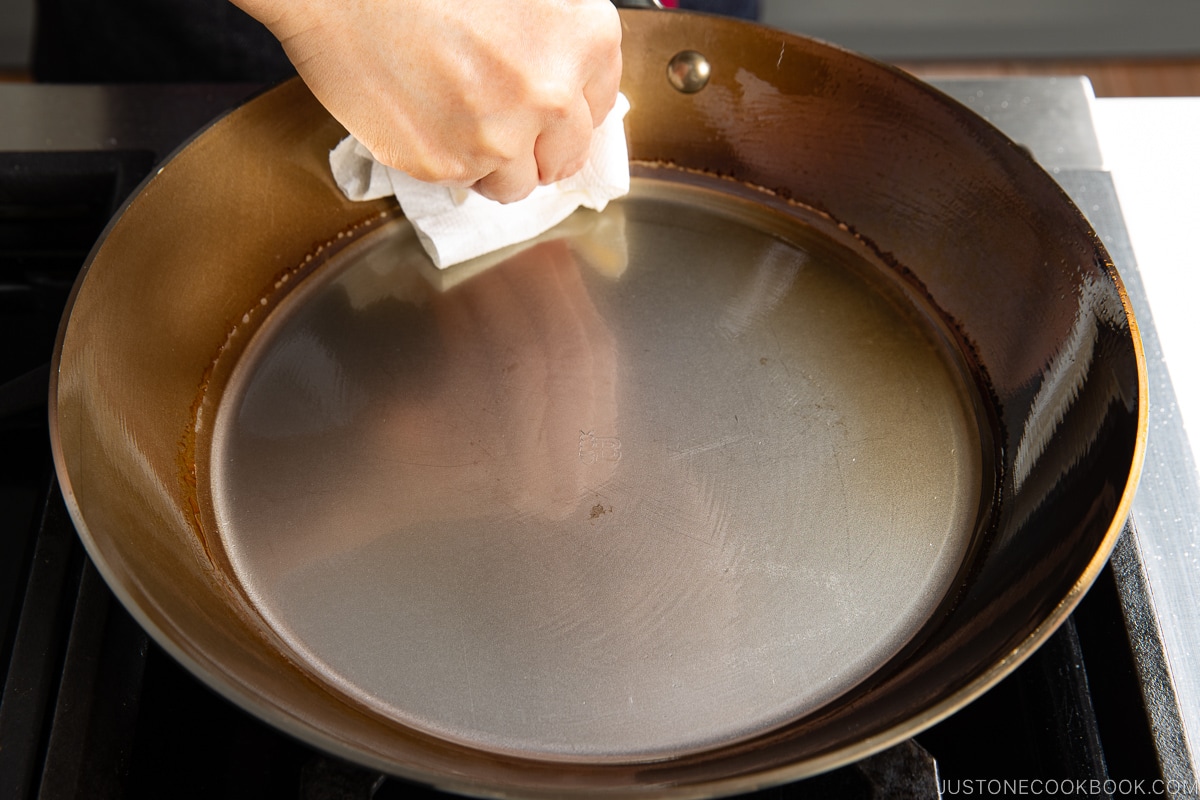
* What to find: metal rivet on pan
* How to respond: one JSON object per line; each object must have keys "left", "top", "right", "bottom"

{"left": 667, "top": 50, "right": 711, "bottom": 93}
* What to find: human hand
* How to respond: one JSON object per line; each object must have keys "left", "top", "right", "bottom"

{"left": 233, "top": 0, "right": 623, "bottom": 203}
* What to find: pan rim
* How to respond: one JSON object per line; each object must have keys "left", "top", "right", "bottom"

{"left": 46, "top": 13, "right": 1151, "bottom": 798}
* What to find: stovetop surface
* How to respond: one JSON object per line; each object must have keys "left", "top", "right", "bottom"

{"left": 0, "top": 78, "right": 1195, "bottom": 798}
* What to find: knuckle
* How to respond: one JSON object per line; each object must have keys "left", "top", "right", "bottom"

{"left": 476, "top": 172, "right": 536, "bottom": 204}
{"left": 435, "top": 163, "right": 478, "bottom": 187}
{"left": 478, "top": 135, "right": 520, "bottom": 169}
{"left": 534, "top": 83, "right": 577, "bottom": 119}
{"left": 538, "top": 142, "right": 589, "bottom": 184}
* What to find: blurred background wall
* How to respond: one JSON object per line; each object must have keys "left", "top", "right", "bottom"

{"left": 3, "top": 0, "right": 1199, "bottom": 75}
{"left": 760, "top": 0, "right": 1200, "bottom": 61}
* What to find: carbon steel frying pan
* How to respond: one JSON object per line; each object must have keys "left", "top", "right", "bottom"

{"left": 50, "top": 10, "right": 1145, "bottom": 798}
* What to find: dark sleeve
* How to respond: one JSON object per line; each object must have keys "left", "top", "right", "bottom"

{"left": 32, "top": 0, "right": 294, "bottom": 82}
{"left": 676, "top": 0, "right": 760, "bottom": 20}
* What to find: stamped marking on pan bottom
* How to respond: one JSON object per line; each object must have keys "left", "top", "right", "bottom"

{"left": 580, "top": 431, "right": 622, "bottom": 464}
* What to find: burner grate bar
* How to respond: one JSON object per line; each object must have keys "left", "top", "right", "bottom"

{"left": 37, "top": 561, "right": 148, "bottom": 800}
{"left": 0, "top": 480, "right": 83, "bottom": 799}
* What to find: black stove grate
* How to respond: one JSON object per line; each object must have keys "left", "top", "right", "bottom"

{"left": 0, "top": 151, "right": 1165, "bottom": 800}
{"left": 0, "top": 151, "right": 155, "bottom": 383}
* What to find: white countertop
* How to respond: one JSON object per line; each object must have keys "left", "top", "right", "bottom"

{"left": 1093, "top": 95, "right": 1200, "bottom": 784}
{"left": 1093, "top": 97, "right": 1200, "bottom": 474}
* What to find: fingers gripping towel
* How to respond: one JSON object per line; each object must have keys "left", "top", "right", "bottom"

{"left": 330, "top": 94, "right": 631, "bottom": 269}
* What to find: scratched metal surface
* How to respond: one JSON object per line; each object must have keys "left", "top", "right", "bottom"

{"left": 209, "top": 178, "right": 987, "bottom": 761}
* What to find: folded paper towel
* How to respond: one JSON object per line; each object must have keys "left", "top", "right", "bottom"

{"left": 330, "top": 93, "right": 631, "bottom": 269}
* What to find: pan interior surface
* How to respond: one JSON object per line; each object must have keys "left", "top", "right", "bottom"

{"left": 209, "top": 175, "right": 989, "bottom": 762}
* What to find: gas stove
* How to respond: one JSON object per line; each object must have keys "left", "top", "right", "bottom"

{"left": 0, "top": 78, "right": 1196, "bottom": 799}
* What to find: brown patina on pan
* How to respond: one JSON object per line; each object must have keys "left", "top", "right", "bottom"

{"left": 51, "top": 10, "right": 1146, "bottom": 799}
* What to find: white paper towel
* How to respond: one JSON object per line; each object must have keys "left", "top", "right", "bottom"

{"left": 330, "top": 93, "right": 631, "bottom": 269}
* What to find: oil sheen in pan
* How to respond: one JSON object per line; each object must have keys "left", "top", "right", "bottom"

{"left": 209, "top": 176, "right": 989, "bottom": 762}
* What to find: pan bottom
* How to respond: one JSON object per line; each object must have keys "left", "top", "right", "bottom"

{"left": 208, "top": 176, "right": 989, "bottom": 762}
